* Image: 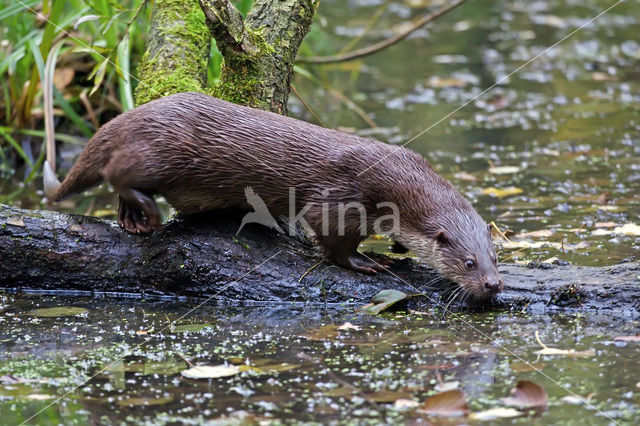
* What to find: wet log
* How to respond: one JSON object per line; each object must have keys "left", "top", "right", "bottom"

{"left": 1, "top": 204, "right": 638, "bottom": 317}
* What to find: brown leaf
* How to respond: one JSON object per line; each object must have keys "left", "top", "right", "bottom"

{"left": 300, "top": 325, "right": 339, "bottom": 341}
{"left": 417, "top": 390, "right": 469, "bottom": 416}
{"left": 595, "top": 192, "right": 611, "bottom": 204}
{"left": 614, "top": 334, "right": 640, "bottom": 342}
{"left": 501, "top": 380, "right": 548, "bottom": 408}
{"left": 365, "top": 390, "right": 412, "bottom": 403}
{"left": 53, "top": 68, "right": 75, "bottom": 90}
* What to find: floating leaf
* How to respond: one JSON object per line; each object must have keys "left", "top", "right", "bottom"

{"left": 519, "top": 229, "right": 553, "bottom": 238}
{"left": 417, "top": 390, "right": 468, "bottom": 417}
{"left": 435, "top": 381, "right": 459, "bottom": 392}
{"left": 560, "top": 394, "right": 593, "bottom": 405}
{"left": 453, "top": 171, "right": 477, "bottom": 182}
{"left": 509, "top": 361, "right": 545, "bottom": 373}
{"left": 501, "top": 380, "right": 548, "bottom": 408}
{"left": 394, "top": 398, "right": 419, "bottom": 410}
{"left": 534, "top": 331, "right": 595, "bottom": 357}
{"left": 170, "top": 323, "right": 213, "bottom": 333}
{"left": 338, "top": 322, "right": 361, "bottom": 331}
{"left": 301, "top": 324, "right": 339, "bottom": 340}
{"left": 488, "top": 166, "right": 521, "bottom": 175}
{"left": 366, "top": 390, "right": 412, "bottom": 402}
{"left": 470, "top": 407, "right": 523, "bottom": 420}
{"left": 595, "top": 221, "right": 617, "bottom": 228}
{"left": 26, "top": 307, "right": 88, "bottom": 318}
{"left": 613, "top": 223, "right": 640, "bottom": 236}
{"left": 614, "top": 334, "right": 640, "bottom": 342}
{"left": 124, "top": 359, "right": 186, "bottom": 376}
{"left": 24, "top": 394, "right": 55, "bottom": 401}
{"left": 356, "top": 289, "right": 409, "bottom": 315}
{"left": 428, "top": 76, "right": 467, "bottom": 88}
{"left": 181, "top": 364, "right": 240, "bottom": 379}
{"left": 116, "top": 396, "right": 174, "bottom": 407}
{"left": 0, "top": 375, "right": 51, "bottom": 385}
{"left": 482, "top": 187, "right": 523, "bottom": 198}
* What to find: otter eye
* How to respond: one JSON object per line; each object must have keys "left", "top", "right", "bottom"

{"left": 465, "top": 259, "right": 476, "bottom": 270}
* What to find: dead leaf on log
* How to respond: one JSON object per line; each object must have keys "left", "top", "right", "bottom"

{"left": 501, "top": 380, "right": 548, "bottom": 408}
{"left": 6, "top": 217, "right": 25, "bottom": 227}
{"left": 417, "top": 389, "right": 469, "bottom": 417}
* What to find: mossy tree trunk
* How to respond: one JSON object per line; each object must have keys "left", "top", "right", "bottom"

{"left": 136, "top": 0, "right": 318, "bottom": 113}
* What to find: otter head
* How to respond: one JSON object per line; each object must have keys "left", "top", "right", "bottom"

{"left": 397, "top": 208, "right": 503, "bottom": 300}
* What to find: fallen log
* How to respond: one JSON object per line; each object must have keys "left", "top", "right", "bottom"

{"left": 1, "top": 204, "right": 638, "bottom": 317}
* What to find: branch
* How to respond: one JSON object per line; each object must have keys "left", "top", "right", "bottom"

{"left": 297, "top": 0, "right": 466, "bottom": 64}
{"left": 198, "top": 0, "right": 258, "bottom": 56}
{"left": 1, "top": 204, "right": 639, "bottom": 317}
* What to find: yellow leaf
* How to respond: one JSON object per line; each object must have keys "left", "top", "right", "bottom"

{"left": 488, "top": 166, "right": 521, "bottom": 175}
{"left": 482, "top": 187, "right": 523, "bottom": 198}
{"left": 614, "top": 223, "right": 640, "bottom": 236}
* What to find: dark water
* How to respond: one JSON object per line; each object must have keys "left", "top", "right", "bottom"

{"left": 1, "top": 294, "right": 639, "bottom": 424}
{"left": 1, "top": 0, "right": 639, "bottom": 424}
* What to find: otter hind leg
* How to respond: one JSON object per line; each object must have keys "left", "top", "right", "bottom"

{"left": 318, "top": 235, "right": 389, "bottom": 275}
{"left": 102, "top": 154, "right": 162, "bottom": 234}
{"left": 118, "top": 195, "right": 159, "bottom": 234}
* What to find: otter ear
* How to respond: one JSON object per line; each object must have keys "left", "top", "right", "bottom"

{"left": 434, "top": 230, "right": 449, "bottom": 245}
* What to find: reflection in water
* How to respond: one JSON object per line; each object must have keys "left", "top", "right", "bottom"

{"left": 1, "top": 0, "right": 639, "bottom": 423}
{"left": 0, "top": 295, "right": 638, "bottom": 423}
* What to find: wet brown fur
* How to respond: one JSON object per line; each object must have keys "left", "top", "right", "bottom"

{"left": 52, "top": 92, "right": 503, "bottom": 297}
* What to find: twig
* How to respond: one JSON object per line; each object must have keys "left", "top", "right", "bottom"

{"left": 297, "top": 0, "right": 466, "bottom": 64}
{"left": 291, "top": 84, "right": 327, "bottom": 127}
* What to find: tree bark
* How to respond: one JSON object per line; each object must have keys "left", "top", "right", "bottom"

{"left": 199, "top": 0, "right": 318, "bottom": 113}
{"left": 135, "top": 0, "right": 212, "bottom": 105}
{"left": 2, "top": 204, "right": 638, "bottom": 317}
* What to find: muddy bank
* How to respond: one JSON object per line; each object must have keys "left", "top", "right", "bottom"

{"left": 1, "top": 205, "right": 638, "bottom": 316}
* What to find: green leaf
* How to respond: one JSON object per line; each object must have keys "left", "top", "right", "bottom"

{"left": 25, "top": 307, "right": 88, "bottom": 318}
{"left": 356, "top": 289, "right": 408, "bottom": 315}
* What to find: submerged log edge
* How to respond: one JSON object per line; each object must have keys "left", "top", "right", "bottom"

{"left": 1, "top": 204, "right": 639, "bottom": 317}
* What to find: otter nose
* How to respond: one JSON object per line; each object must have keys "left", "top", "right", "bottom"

{"left": 484, "top": 278, "right": 502, "bottom": 293}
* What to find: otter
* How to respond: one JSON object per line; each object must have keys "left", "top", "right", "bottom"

{"left": 44, "top": 92, "right": 503, "bottom": 298}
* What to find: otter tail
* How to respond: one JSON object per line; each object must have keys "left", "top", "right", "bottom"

{"left": 44, "top": 139, "right": 109, "bottom": 202}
